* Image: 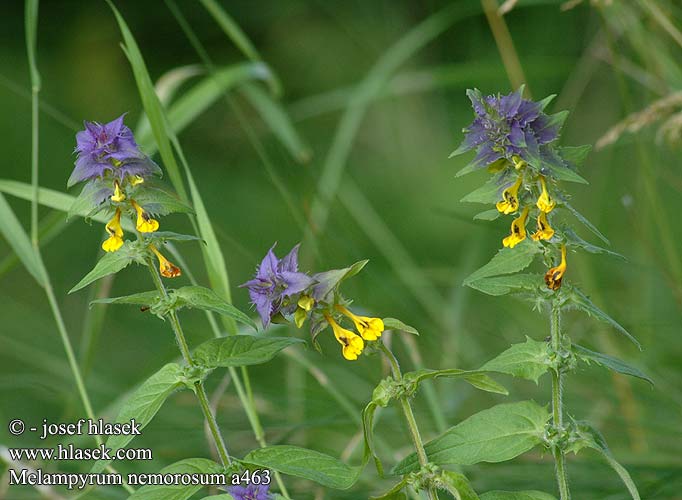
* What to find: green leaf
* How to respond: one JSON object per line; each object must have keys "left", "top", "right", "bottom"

{"left": 569, "top": 422, "right": 641, "bottom": 500}
{"left": 393, "top": 401, "right": 550, "bottom": 474}
{"left": 565, "top": 285, "right": 641, "bottom": 349}
{"left": 382, "top": 317, "right": 419, "bottom": 336}
{"left": 243, "top": 446, "right": 360, "bottom": 489}
{"left": 538, "top": 94, "right": 556, "bottom": 110}
{"left": 404, "top": 369, "right": 508, "bottom": 395}
{"left": 312, "top": 260, "right": 369, "bottom": 301}
{"left": 198, "top": 496, "right": 233, "bottom": 500}
{"left": 173, "top": 286, "right": 256, "bottom": 330}
{"left": 91, "top": 291, "right": 159, "bottom": 307}
{"left": 544, "top": 163, "right": 588, "bottom": 184}
{"left": 461, "top": 176, "right": 502, "bottom": 204}
{"left": 67, "top": 180, "right": 108, "bottom": 219}
{"left": 241, "top": 84, "right": 311, "bottom": 163}
{"left": 563, "top": 228, "right": 623, "bottom": 260}
{"left": 474, "top": 209, "right": 501, "bottom": 221}
{"left": 69, "top": 241, "right": 147, "bottom": 294}
{"left": 128, "top": 458, "right": 224, "bottom": 500}
{"left": 133, "top": 187, "right": 194, "bottom": 216}
{"left": 362, "top": 401, "right": 384, "bottom": 477}
{"left": 561, "top": 200, "right": 609, "bottom": 245}
{"left": 574, "top": 344, "right": 652, "bottom": 385}
{"left": 92, "top": 363, "right": 185, "bottom": 473}
{"left": 480, "top": 491, "right": 557, "bottom": 500}
{"left": 143, "top": 231, "right": 203, "bottom": 243}
{"left": 370, "top": 477, "right": 408, "bottom": 500}
{"left": 0, "top": 193, "right": 46, "bottom": 286}
{"left": 480, "top": 336, "right": 551, "bottom": 383}
{"left": 559, "top": 145, "right": 592, "bottom": 168}
{"left": 441, "top": 471, "right": 480, "bottom": 500}
{"left": 193, "top": 336, "right": 304, "bottom": 368}
{"left": 464, "top": 241, "right": 541, "bottom": 285}
{"left": 467, "top": 273, "right": 542, "bottom": 297}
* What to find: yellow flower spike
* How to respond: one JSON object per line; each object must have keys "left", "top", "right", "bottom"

{"left": 131, "top": 175, "right": 145, "bottom": 186}
{"left": 536, "top": 176, "right": 556, "bottom": 213}
{"left": 336, "top": 305, "right": 384, "bottom": 341}
{"left": 496, "top": 176, "right": 523, "bottom": 215}
{"left": 150, "top": 244, "right": 182, "bottom": 278}
{"left": 324, "top": 314, "right": 364, "bottom": 361}
{"left": 102, "top": 209, "right": 124, "bottom": 253}
{"left": 531, "top": 211, "right": 555, "bottom": 241}
{"left": 502, "top": 206, "right": 529, "bottom": 248}
{"left": 110, "top": 180, "right": 126, "bottom": 202}
{"left": 131, "top": 200, "right": 159, "bottom": 233}
{"left": 545, "top": 245, "right": 567, "bottom": 291}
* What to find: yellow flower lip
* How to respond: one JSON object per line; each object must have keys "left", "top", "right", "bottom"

{"left": 111, "top": 181, "right": 126, "bottom": 202}
{"left": 336, "top": 305, "right": 384, "bottom": 341}
{"left": 536, "top": 176, "right": 556, "bottom": 213}
{"left": 102, "top": 209, "right": 124, "bottom": 252}
{"left": 325, "top": 314, "right": 364, "bottom": 361}
{"left": 502, "top": 206, "right": 529, "bottom": 248}
{"left": 131, "top": 200, "right": 159, "bottom": 233}
{"left": 496, "top": 176, "right": 523, "bottom": 215}
{"left": 531, "top": 211, "right": 555, "bottom": 242}
{"left": 545, "top": 245, "right": 567, "bottom": 291}
{"left": 150, "top": 244, "right": 182, "bottom": 278}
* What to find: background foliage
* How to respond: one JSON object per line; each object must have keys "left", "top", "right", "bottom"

{"left": 1, "top": 0, "right": 681, "bottom": 498}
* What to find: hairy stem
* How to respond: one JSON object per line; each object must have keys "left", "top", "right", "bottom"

{"left": 551, "top": 300, "right": 570, "bottom": 500}
{"left": 147, "top": 262, "right": 232, "bottom": 467}
{"left": 379, "top": 343, "right": 439, "bottom": 500}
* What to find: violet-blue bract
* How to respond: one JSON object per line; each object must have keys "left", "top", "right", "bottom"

{"left": 240, "top": 244, "right": 314, "bottom": 328}
{"left": 452, "top": 87, "right": 561, "bottom": 172}
{"left": 226, "top": 483, "right": 270, "bottom": 500}
{"left": 68, "top": 114, "right": 161, "bottom": 187}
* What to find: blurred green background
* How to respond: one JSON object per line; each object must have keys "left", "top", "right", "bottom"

{"left": 1, "top": 0, "right": 681, "bottom": 498}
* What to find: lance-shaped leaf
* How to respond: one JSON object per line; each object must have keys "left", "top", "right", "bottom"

{"left": 564, "top": 285, "right": 641, "bottom": 349}
{"left": 465, "top": 241, "right": 542, "bottom": 286}
{"left": 558, "top": 145, "right": 592, "bottom": 168}
{"left": 403, "top": 369, "right": 508, "bottom": 395}
{"left": 67, "top": 179, "right": 111, "bottom": 221}
{"left": 383, "top": 317, "right": 419, "bottom": 336}
{"left": 474, "top": 209, "right": 501, "bottom": 221}
{"left": 128, "top": 458, "right": 224, "bottom": 500}
{"left": 143, "top": 231, "right": 203, "bottom": 243}
{"left": 133, "top": 186, "right": 194, "bottom": 216}
{"left": 393, "top": 401, "right": 550, "bottom": 474}
{"left": 91, "top": 291, "right": 160, "bottom": 307}
{"left": 311, "top": 260, "right": 368, "bottom": 302}
{"left": 562, "top": 228, "right": 624, "bottom": 260}
{"left": 480, "top": 492, "right": 557, "bottom": 500}
{"left": 370, "top": 477, "right": 409, "bottom": 500}
{"left": 461, "top": 175, "right": 503, "bottom": 204}
{"left": 480, "top": 336, "right": 551, "bottom": 384}
{"left": 243, "top": 446, "right": 360, "bottom": 489}
{"left": 193, "top": 336, "right": 304, "bottom": 368}
{"left": 91, "top": 363, "right": 185, "bottom": 473}
{"left": 567, "top": 422, "right": 641, "bottom": 500}
{"left": 574, "top": 345, "right": 652, "bottom": 385}
{"left": 560, "top": 199, "right": 609, "bottom": 245}
{"left": 467, "top": 273, "right": 542, "bottom": 297}
{"left": 362, "top": 401, "right": 384, "bottom": 477}
{"left": 173, "top": 286, "right": 257, "bottom": 330}
{"left": 70, "top": 241, "right": 147, "bottom": 294}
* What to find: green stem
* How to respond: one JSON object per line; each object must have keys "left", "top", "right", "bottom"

{"left": 379, "top": 343, "right": 439, "bottom": 500}
{"left": 146, "top": 261, "right": 232, "bottom": 467}
{"left": 550, "top": 300, "right": 570, "bottom": 500}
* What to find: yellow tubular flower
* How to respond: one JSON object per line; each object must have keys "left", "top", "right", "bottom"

{"left": 336, "top": 305, "right": 384, "bottom": 341}
{"left": 131, "top": 200, "right": 159, "bottom": 233}
{"left": 150, "top": 245, "right": 182, "bottom": 278}
{"left": 512, "top": 155, "right": 527, "bottom": 170}
{"left": 111, "top": 180, "right": 126, "bottom": 202}
{"left": 545, "top": 245, "right": 567, "bottom": 291}
{"left": 531, "top": 211, "right": 555, "bottom": 241}
{"left": 294, "top": 295, "right": 315, "bottom": 328}
{"left": 502, "top": 206, "right": 529, "bottom": 248}
{"left": 536, "top": 176, "right": 556, "bottom": 213}
{"left": 324, "top": 314, "right": 364, "bottom": 361}
{"left": 131, "top": 175, "right": 145, "bottom": 186}
{"left": 102, "top": 209, "right": 124, "bottom": 252}
{"left": 496, "top": 176, "right": 523, "bottom": 214}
